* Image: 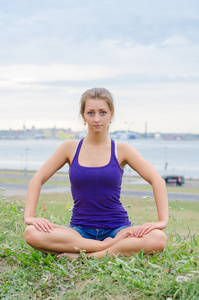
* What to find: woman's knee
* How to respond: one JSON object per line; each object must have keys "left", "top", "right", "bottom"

{"left": 151, "top": 229, "right": 167, "bottom": 251}
{"left": 24, "top": 225, "right": 39, "bottom": 246}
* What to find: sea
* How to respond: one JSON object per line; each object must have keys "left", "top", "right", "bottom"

{"left": 0, "top": 138, "right": 199, "bottom": 179}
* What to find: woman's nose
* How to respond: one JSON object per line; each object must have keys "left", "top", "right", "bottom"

{"left": 94, "top": 113, "right": 100, "bottom": 122}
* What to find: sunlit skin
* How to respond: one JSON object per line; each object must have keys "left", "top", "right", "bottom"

{"left": 83, "top": 99, "right": 112, "bottom": 134}
{"left": 24, "top": 96, "right": 168, "bottom": 259}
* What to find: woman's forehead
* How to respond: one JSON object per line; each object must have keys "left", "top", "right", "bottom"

{"left": 84, "top": 98, "right": 110, "bottom": 110}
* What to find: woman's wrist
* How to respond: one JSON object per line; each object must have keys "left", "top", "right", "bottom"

{"left": 158, "top": 220, "right": 168, "bottom": 229}
{"left": 24, "top": 216, "right": 35, "bottom": 224}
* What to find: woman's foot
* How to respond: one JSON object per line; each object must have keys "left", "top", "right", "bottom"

{"left": 101, "top": 230, "right": 134, "bottom": 249}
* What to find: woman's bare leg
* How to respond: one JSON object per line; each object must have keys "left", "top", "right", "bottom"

{"left": 57, "top": 227, "right": 167, "bottom": 259}
{"left": 87, "top": 227, "right": 167, "bottom": 258}
{"left": 24, "top": 224, "right": 134, "bottom": 254}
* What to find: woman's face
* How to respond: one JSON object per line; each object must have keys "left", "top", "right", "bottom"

{"left": 83, "top": 98, "right": 112, "bottom": 132}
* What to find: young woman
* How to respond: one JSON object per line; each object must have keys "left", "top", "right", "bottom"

{"left": 24, "top": 87, "right": 168, "bottom": 259}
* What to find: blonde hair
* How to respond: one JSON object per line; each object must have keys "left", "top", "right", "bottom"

{"left": 80, "top": 87, "right": 114, "bottom": 118}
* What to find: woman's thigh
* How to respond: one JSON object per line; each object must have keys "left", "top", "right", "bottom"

{"left": 24, "top": 225, "right": 117, "bottom": 254}
{"left": 24, "top": 225, "right": 83, "bottom": 248}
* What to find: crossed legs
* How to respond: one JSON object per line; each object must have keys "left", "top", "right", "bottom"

{"left": 24, "top": 224, "right": 167, "bottom": 258}
{"left": 89, "top": 226, "right": 167, "bottom": 258}
{"left": 24, "top": 224, "right": 122, "bottom": 254}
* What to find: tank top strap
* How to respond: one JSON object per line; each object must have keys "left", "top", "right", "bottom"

{"left": 111, "top": 139, "right": 118, "bottom": 160}
{"left": 72, "top": 139, "right": 84, "bottom": 165}
{"left": 72, "top": 138, "right": 117, "bottom": 166}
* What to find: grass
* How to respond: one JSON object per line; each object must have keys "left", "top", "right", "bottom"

{"left": 0, "top": 190, "right": 199, "bottom": 299}
{"left": 122, "top": 180, "right": 199, "bottom": 194}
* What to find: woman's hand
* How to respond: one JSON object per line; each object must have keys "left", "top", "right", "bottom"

{"left": 134, "top": 221, "right": 167, "bottom": 238}
{"left": 25, "top": 217, "right": 54, "bottom": 233}
{"left": 103, "top": 230, "right": 134, "bottom": 248}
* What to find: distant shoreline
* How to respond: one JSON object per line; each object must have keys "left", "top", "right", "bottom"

{"left": 1, "top": 127, "right": 199, "bottom": 141}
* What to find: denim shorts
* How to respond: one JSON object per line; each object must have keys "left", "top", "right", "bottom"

{"left": 69, "top": 225, "right": 130, "bottom": 241}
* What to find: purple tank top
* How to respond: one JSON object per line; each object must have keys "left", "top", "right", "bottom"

{"left": 69, "top": 139, "right": 131, "bottom": 228}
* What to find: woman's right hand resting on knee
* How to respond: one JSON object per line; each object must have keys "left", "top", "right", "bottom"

{"left": 25, "top": 216, "right": 54, "bottom": 233}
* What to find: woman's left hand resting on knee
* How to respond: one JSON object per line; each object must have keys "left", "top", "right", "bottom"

{"left": 24, "top": 216, "right": 54, "bottom": 233}
{"left": 133, "top": 221, "right": 168, "bottom": 238}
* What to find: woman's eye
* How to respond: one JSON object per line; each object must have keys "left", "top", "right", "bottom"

{"left": 88, "top": 112, "right": 94, "bottom": 115}
{"left": 101, "top": 111, "right": 107, "bottom": 115}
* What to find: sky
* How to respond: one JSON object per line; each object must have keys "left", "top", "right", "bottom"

{"left": 0, "top": 0, "right": 199, "bottom": 133}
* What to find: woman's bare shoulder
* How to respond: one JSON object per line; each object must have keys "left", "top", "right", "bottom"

{"left": 48, "top": 139, "right": 80, "bottom": 166}
{"left": 117, "top": 142, "right": 136, "bottom": 152}
{"left": 117, "top": 142, "right": 140, "bottom": 161}
{"left": 61, "top": 139, "right": 79, "bottom": 148}
{"left": 59, "top": 139, "right": 79, "bottom": 154}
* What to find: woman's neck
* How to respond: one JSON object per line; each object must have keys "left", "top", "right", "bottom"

{"left": 84, "top": 132, "right": 110, "bottom": 145}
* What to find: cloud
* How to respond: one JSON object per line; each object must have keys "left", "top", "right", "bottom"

{"left": 162, "top": 36, "right": 190, "bottom": 47}
{"left": 0, "top": 0, "right": 199, "bottom": 133}
{"left": 0, "top": 64, "right": 119, "bottom": 89}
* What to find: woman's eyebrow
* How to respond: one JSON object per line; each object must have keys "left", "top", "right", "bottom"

{"left": 87, "top": 108, "right": 107, "bottom": 111}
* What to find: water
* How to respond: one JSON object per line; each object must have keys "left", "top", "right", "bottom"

{"left": 0, "top": 139, "right": 199, "bottom": 179}
{"left": 127, "top": 139, "right": 199, "bottom": 179}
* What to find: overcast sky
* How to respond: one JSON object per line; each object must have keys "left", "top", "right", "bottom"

{"left": 1, "top": 0, "right": 199, "bottom": 133}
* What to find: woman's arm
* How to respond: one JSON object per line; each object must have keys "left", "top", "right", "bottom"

{"left": 24, "top": 140, "right": 77, "bottom": 232}
{"left": 118, "top": 143, "right": 168, "bottom": 237}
